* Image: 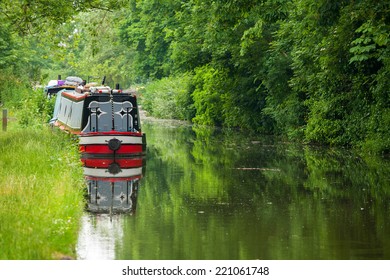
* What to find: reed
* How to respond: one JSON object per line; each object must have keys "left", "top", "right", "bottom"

{"left": 0, "top": 127, "right": 84, "bottom": 259}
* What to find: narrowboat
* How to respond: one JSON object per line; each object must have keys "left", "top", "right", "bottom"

{"left": 49, "top": 77, "right": 146, "bottom": 156}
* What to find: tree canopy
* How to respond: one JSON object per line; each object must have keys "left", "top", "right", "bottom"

{"left": 0, "top": 0, "right": 389, "bottom": 154}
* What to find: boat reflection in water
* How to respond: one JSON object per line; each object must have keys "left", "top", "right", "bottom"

{"left": 77, "top": 154, "right": 145, "bottom": 259}
{"left": 82, "top": 154, "right": 145, "bottom": 216}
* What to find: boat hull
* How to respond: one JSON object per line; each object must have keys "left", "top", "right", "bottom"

{"left": 79, "top": 132, "right": 145, "bottom": 155}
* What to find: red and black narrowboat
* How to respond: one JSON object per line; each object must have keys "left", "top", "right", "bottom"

{"left": 49, "top": 77, "right": 146, "bottom": 156}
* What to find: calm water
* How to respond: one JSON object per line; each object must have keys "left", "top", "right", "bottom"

{"left": 77, "top": 118, "right": 390, "bottom": 260}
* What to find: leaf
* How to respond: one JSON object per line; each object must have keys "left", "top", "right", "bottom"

{"left": 349, "top": 54, "right": 369, "bottom": 64}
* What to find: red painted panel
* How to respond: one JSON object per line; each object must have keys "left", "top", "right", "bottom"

{"left": 79, "top": 144, "right": 143, "bottom": 154}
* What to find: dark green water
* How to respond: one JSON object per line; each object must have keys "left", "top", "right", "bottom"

{"left": 77, "top": 119, "right": 390, "bottom": 260}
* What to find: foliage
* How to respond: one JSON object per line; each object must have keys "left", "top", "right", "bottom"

{"left": 191, "top": 65, "right": 226, "bottom": 126}
{"left": 0, "top": 73, "right": 55, "bottom": 128}
{"left": 141, "top": 73, "right": 194, "bottom": 120}
{"left": 0, "top": 24, "right": 13, "bottom": 70}
{"left": 0, "top": 0, "right": 124, "bottom": 35}
{"left": 0, "top": 0, "right": 389, "bottom": 154}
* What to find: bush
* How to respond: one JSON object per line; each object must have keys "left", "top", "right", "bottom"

{"left": 18, "top": 90, "right": 55, "bottom": 128}
{"left": 0, "top": 72, "right": 54, "bottom": 128}
{"left": 191, "top": 66, "right": 226, "bottom": 126}
{"left": 141, "top": 73, "right": 194, "bottom": 120}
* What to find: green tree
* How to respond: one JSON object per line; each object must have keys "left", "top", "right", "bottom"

{"left": 1, "top": 0, "right": 388, "bottom": 153}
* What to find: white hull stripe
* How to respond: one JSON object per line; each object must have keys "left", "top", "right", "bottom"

{"left": 83, "top": 167, "right": 143, "bottom": 178}
{"left": 79, "top": 135, "right": 143, "bottom": 145}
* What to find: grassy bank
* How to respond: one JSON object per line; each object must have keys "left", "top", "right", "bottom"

{"left": 0, "top": 125, "right": 84, "bottom": 259}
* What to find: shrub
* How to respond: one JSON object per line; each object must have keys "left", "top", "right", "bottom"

{"left": 141, "top": 73, "right": 194, "bottom": 120}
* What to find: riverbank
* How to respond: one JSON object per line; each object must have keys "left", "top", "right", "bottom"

{"left": 0, "top": 126, "right": 84, "bottom": 259}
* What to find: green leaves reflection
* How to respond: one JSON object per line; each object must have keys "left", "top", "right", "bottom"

{"left": 117, "top": 122, "right": 390, "bottom": 260}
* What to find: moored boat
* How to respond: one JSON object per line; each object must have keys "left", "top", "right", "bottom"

{"left": 50, "top": 77, "right": 146, "bottom": 156}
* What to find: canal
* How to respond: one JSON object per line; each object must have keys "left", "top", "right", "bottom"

{"left": 76, "top": 117, "right": 390, "bottom": 260}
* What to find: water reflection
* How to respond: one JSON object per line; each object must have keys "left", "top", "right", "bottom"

{"left": 82, "top": 156, "right": 143, "bottom": 215}
{"left": 77, "top": 154, "right": 145, "bottom": 259}
{"left": 77, "top": 119, "right": 390, "bottom": 260}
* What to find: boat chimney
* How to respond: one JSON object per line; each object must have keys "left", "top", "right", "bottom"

{"left": 58, "top": 75, "right": 61, "bottom": 80}
{"left": 101, "top": 76, "right": 106, "bottom": 86}
{"left": 115, "top": 83, "right": 120, "bottom": 90}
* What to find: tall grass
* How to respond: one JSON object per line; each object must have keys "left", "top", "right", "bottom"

{"left": 0, "top": 75, "right": 85, "bottom": 259}
{"left": 0, "top": 128, "right": 84, "bottom": 259}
